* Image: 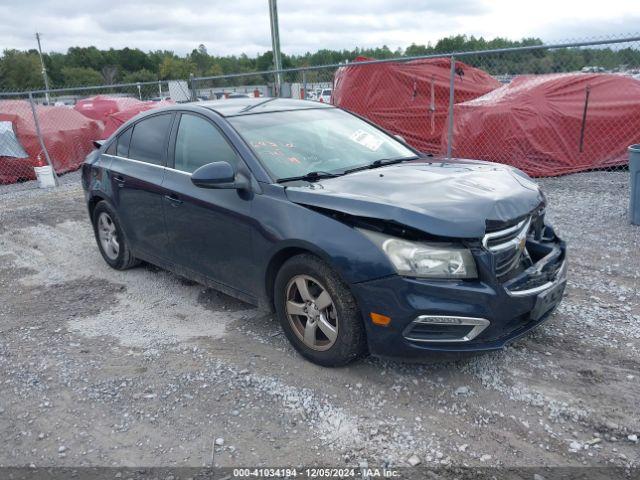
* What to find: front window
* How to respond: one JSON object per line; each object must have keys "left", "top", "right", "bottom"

{"left": 228, "top": 108, "right": 416, "bottom": 181}
{"left": 174, "top": 114, "right": 239, "bottom": 173}
{"left": 128, "top": 114, "right": 173, "bottom": 165}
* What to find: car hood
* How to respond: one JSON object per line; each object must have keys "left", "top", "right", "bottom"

{"left": 284, "top": 158, "right": 544, "bottom": 238}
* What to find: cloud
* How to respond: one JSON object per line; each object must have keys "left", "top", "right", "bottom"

{"left": 0, "top": 0, "right": 637, "bottom": 56}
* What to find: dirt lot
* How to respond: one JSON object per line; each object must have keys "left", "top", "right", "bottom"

{"left": 0, "top": 171, "right": 638, "bottom": 470}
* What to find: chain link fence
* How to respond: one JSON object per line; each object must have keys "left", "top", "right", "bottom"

{"left": 197, "top": 34, "right": 640, "bottom": 178}
{"left": 1, "top": 35, "right": 639, "bottom": 194}
{"left": 0, "top": 80, "right": 178, "bottom": 193}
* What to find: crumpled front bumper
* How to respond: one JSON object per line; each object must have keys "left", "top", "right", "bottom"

{"left": 351, "top": 232, "right": 567, "bottom": 359}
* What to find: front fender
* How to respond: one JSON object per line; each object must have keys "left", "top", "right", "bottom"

{"left": 252, "top": 187, "right": 396, "bottom": 301}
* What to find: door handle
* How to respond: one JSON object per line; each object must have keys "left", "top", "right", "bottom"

{"left": 164, "top": 194, "right": 183, "bottom": 206}
{"left": 113, "top": 175, "right": 125, "bottom": 187}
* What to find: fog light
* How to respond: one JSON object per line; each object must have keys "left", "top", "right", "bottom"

{"left": 370, "top": 312, "right": 391, "bottom": 326}
{"left": 403, "top": 315, "right": 490, "bottom": 342}
{"left": 422, "top": 316, "right": 463, "bottom": 325}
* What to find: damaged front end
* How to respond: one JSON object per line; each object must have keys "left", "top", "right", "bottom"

{"left": 479, "top": 207, "right": 566, "bottom": 293}
{"left": 313, "top": 205, "right": 567, "bottom": 357}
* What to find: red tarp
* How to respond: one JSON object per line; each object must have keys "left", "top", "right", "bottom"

{"left": 101, "top": 99, "right": 175, "bottom": 139}
{"left": 333, "top": 56, "right": 500, "bottom": 152}
{"left": 74, "top": 95, "right": 144, "bottom": 123}
{"left": 0, "top": 100, "right": 102, "bottom": 184}
{"left": 445, "top": 73, "right": 640, "bottom": 176}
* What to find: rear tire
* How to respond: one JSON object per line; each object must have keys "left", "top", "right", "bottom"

{"left": 91, "top": 201, "right": 139, "bottom": 270}
{"left": 274, "top": 254, "right": 367, "bottom": 366}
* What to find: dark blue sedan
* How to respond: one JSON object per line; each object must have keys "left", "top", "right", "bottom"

{"left": 82, "top": 98, "right": 567, "bottom": 366}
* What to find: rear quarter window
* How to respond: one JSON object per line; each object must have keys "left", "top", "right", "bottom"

{"left": 116, "top": 127, "right": 133, "bottom": 157}
{"left": 105, "top": 140, "right": 116, "bottom": 155}
{"left": 128, "top": 114, "right": 173, "bottom": 165}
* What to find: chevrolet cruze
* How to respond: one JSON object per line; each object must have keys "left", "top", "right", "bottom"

{"left": 82, "top": 98, "right": 567, "bottom": 366}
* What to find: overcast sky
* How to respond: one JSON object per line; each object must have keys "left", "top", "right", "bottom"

{"left": 1, "top": 0, "right": 638, "bottom": 56}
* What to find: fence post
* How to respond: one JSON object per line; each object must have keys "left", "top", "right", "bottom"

{"left": 273, "top": 72, "right": 279, "bottom": 98}
{"left": 446, "top": 55, "right": 456, "bottom": 159}
{"left": 302, "top": 70, "right": 307, "bottom": 100}
{"left": 158, "top": 80, "right": 162, "bottom": 98}
{"left": 28, "top": 92, "right": 59, "bottom": 186}
{"left": 189, "top": 73, "right": 197, "bottom": 102}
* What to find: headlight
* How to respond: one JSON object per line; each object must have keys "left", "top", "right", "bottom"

{"left": 358, "top": 229, "right": 477, "bottom": 279}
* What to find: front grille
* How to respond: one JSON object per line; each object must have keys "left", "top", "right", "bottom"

{"left": 483, "top": 217, "right": 531, "bottom": 277}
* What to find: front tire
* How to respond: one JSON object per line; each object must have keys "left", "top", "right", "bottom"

{"left": 274, "top": 254, "right": 367, "bottom": 366}
{"left": 91, "top": 201, "right": 139, "bottom": 270}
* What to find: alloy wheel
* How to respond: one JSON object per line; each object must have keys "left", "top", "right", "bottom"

{"left": 97, "top": 212, "right": 120, "bottom": 260}
{"left": 285, "top": 274, "right": 338, "bottom": 351}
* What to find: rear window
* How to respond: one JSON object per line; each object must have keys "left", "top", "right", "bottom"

{"left": 128, "top": 114, "right": 173, "bottom": 165}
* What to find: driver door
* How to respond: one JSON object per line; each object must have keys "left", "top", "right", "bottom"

{"left": 162, "top": 112, "right": 257, "bottom": 298}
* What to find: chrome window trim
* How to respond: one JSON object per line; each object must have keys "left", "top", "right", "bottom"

{"left": 103, "top": 154, "right": 191, "bottom": 176}
{"left": 403, "top": 315, "right": 490, "bottom": 343}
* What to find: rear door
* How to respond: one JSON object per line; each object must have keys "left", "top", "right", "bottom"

{"left": 162, "top": 112, "right": 257, "bottom": 297}
{"left": 108, "top": 113, "right": 174, "bottom": 262}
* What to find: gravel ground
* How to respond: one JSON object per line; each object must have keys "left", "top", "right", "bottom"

{"left": 0, "top": 170, "right": 638, "bottom": 470}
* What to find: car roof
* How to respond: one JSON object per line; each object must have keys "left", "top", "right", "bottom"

{"left": 198, "top": 97, "right": 334, "bottom": 117}
{"left": 107, "top": 98, "right": 338, "bottom": 139}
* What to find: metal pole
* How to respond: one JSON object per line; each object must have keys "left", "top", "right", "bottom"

{"left": 189, "top": 73, "right": 197, "bottom": 102}
{"left": 446, "top": 55, "right": 456, "bottom": 159}
{"left": 28, "top": 92, "right": 58, "bottom": 186}
{"left": 158, "top": 80, "right": 162, "bottom": 98}
{"left": 35, "top": 33, "right": 50, "bottom": 104}
{"left": 579, "top": 85, "right": 591, "bottom": 153}
{"left": 137, "top": 82, "right": 142, "bottom": 100}
{"left": 268, "top": 0, "right": 283, "bottom": 97}
{"left": 302, "top": 70, "right": 307, "bottom": 100}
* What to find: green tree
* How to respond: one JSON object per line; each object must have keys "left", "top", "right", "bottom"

{"left": 66, "top": 46, "right": 105, "bottom": 71}
{"left": 122, "top": 68, "right": 157, "bottom": 83}
{"left": 159, "top": 56, "right": 195, "bottom": 79}
{"left": 405, "top": 43, "right": 433, "bottom": 57}
{"left": 1, "top": 36, "right": 639, "bottom": 91}
{"left": 189, "top": 44, "right": 213, "bottom": 76}
{"left": 61, "top": 66, "right": 103, "bottom": 86}
{"left": 0, "top": 50, "right": 43, "bottom": 89}
{"left": 117, "top": 47, "right": 153, "bottom": 72}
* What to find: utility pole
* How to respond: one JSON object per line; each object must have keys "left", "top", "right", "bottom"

{"left": 35, "top": 32, "right": 51, "bottom": 104}
{"left": 268, "top": 0, "right": 283, "bottom": 97}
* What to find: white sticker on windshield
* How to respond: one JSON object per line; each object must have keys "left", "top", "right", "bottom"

{"left": 349, "top": 129, "right": 384, "bottom": 151}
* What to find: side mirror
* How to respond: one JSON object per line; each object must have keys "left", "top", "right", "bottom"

{"left": 191, "top": 161, "right": 249, "bottom": 190}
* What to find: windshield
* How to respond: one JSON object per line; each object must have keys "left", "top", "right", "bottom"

{"left": 228, "top": 108, "right": 416, "bottom": 181}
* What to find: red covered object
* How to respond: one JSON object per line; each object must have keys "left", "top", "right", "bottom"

{"left": 445, "top": 73, "right": 640, "bottom": 176}
{"left": 74, "top": 95, "right": 144, "bottom": 123}
{"left": 333, "top": 56, "right": 500, "bottom": 153}
{"left": 0, "top": 100, "right": 102, "bottom": 184}
{"left": 101, "top": 99, "right": 175, "bottom": 139}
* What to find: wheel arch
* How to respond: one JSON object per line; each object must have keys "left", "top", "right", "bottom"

{"left": 263, "top": 241, "right": 345, "bottom": 312}
{"left": 87, "top": 194, "right": 132, "bottom": 247}
{"left": 88, "top": 193, "right": 110, "bottom": 220}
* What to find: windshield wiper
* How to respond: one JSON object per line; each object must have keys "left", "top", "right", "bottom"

{"left": 276, "top": 171, "right": 342, "bottom": 183}
{"left": 342, "top": 156, "right": 419, "bottom": 175}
